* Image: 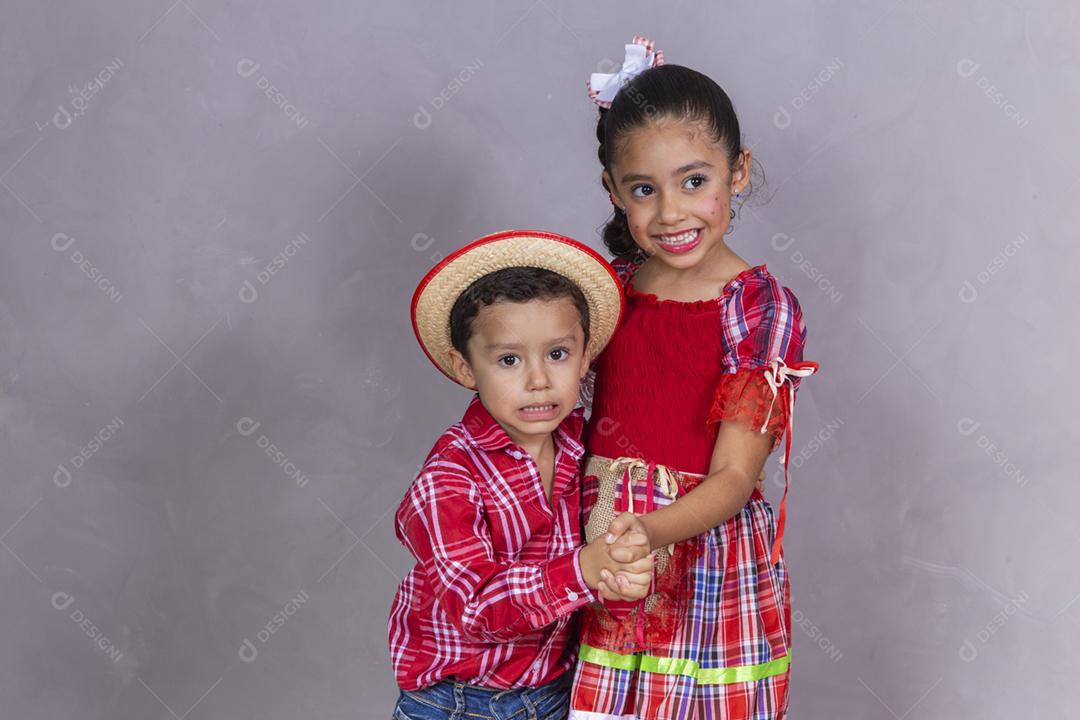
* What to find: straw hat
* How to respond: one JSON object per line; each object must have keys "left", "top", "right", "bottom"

{"left": 411, "top": 230, "right": 625, "bottom": 384}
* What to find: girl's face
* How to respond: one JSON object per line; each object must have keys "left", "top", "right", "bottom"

{"left": 604, "top": 118, "right": 749, "bottom": 271}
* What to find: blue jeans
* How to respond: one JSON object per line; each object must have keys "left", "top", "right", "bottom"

{"left": 392, "top": 671, "right": 571, "bottom": 720}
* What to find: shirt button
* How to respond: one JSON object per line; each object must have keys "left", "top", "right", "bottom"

{"left": 509, "top": 450, "right": 523, "bottom": 460}
{"left": 566, "top": 589, "right": 579, "bottom": 602}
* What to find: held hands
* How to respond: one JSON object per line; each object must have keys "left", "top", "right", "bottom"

{"left": 601, "top": 511, "right": 655, "bottom": 602}
{"left": 580, "top": 511, "right": 655, "bottom": 603}
{"left": 580, "top": 512, "right": 653, "bottom": 602}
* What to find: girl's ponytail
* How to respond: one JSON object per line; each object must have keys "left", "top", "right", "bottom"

{"left": 596, "top": 108, "right": 647, "bottom": 263}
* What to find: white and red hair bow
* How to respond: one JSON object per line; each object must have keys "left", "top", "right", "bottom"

{"left": 587, "top": 36, "right": 664, "bottom": 108}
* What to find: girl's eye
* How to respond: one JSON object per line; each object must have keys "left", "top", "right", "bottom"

{"left": 630, "top": 184, "right": 654, "bottom": 199}
{"left": 549, "top": 348, "right": 570, "bottom": 361}
{"left": 683, "top": 174, "right": 707, "bottom": 190}
{"left": 498, "top": 355, "right": 519, "bottom": 367}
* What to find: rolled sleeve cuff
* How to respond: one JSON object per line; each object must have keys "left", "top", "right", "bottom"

{"left": 541, "top": 547, "right": 595, "bottom": 614}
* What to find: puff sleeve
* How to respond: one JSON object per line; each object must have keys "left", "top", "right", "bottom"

{"left": 706, "top": 272, "right": 815, "bottom": 451}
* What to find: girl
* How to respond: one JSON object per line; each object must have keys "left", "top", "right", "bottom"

{"left": 571, "top": 38, "right": 819, "bottom": 719}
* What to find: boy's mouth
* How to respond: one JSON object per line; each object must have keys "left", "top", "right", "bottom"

{"left": 518, "top": 403, "right": 560, "bottom": 421}
{"left": 654, "top": 228, "right": 702, "bottom": 255}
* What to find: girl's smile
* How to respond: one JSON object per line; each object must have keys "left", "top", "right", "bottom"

{"left": 653, "top": 227, "right": 703, "bottom": 254}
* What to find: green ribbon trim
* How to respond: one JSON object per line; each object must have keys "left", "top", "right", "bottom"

{"left": 578, "top": 643, "right": 791, "bottom": 685}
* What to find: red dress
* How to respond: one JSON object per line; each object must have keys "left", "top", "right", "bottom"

{"left": 570, "top": 258, "right": 818, "bottom": 720}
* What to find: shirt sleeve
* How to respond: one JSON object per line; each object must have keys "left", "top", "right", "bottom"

{"left": 707, "top": 276, "right": 813, "bottom": 449}
{"left": 577, "top": 361, "right": 598, "bottom": 420}
{"left": 395, "top": 463, "right": 595, "bottom": 644}
{"left": 609, "top": 256, "right": 642, "bottom": 288}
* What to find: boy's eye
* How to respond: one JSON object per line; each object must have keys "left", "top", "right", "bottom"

{"left": 630, "top": 184, "right": 654, "bottom": 198}
{"left": 549, "top": 348, "right": 570, "bottom": 361}
{"left": 497, "top": 355, "right": 519, "bottom": 367}
{"left": 683, "top": 174, "right": 707, "bottom": 190}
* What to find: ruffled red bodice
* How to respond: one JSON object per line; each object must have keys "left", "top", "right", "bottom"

{"left": 585, "top": 275, "right": 792, "bottom": 475}
{"left": 585, "top": 283, "right": 723, "bottom": 474}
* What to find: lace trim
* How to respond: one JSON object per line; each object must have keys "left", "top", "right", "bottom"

{"left": 707, "top": 368, "right": 793, "bottom": 452}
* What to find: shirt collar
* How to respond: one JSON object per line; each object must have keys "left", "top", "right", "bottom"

{"left": 461, "top": 394, "right": 585, "bottom": 460}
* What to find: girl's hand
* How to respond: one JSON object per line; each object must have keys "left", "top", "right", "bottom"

{"left": 607, "top": 528, "right": 651, "bottom": 563}
{"left": 605, "top": 511, "right": 654, "bottom": 558}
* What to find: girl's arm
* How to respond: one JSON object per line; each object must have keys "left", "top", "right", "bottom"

{"left": 607, "top": 421, "right": 773, "bottom": 552}
{"left": 606, "top": 276, "right": 814, "bottom": 553}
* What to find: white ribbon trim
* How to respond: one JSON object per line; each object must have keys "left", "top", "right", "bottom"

{"left": 608, "top": 457, "right": 680, "bottom": 503}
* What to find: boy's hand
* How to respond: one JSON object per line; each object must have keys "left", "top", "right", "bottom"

{"left": 597, "top": 565, "right": 653, "bottom": 601}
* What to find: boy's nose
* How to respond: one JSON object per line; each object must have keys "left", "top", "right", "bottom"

{"left": 526, "top": 363, "right": 551, "bottom": 391}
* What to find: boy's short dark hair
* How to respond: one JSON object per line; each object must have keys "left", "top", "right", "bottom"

{"left": 449, "top": 267, "right": 591, "bottom": 358}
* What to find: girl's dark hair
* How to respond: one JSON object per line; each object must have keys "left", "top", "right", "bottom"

{"left": 596, "top": 64, "right": 763, "bottom": 261}
{"left": 449, "top": 267, "right": 590, "bottom": 359}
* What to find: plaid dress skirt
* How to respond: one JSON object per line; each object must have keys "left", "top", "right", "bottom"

{"left": 569, "top": 455, "right": 792, "bottom": 720}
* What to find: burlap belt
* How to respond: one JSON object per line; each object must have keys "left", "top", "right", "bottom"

{"left": 583, "top": 454, "right": 699, "bottom": 575}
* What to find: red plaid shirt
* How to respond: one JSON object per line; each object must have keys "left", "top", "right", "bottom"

{"left": 388, "top": 394, "right": 596, "bottom": 690}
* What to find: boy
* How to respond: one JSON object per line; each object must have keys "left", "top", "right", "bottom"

{"left": 390, "top": 230, "right": 653, "bottom": 720}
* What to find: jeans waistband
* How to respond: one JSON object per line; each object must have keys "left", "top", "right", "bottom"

{"left": 401, "top": 670, "right": 570, "bottom": 719}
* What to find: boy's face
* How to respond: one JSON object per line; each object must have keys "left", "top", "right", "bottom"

{"left": 448, "top": 297, "right": 591, "bottom": 451}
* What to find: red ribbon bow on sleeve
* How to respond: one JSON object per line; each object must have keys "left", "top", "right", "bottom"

{"left": 760, "top": 359, "right": 819, "bottom": 566}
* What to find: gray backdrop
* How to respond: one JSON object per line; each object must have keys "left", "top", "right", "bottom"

{"left": 2, "top": 1, "right": 1077, "bottom": 718}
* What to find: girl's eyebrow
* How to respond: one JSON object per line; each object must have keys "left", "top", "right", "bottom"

{"left": 620, "top": 159, "right": 713, "bottom": 184}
